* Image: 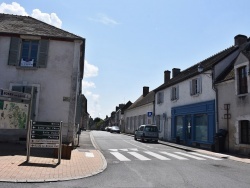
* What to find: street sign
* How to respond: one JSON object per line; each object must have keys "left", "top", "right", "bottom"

{"left": 31, "top": 139, "right": 59, "bottom": 144}
{"left": 27, "top": 120, "right": 63, "bottom": 164}
{"left": 147, "top": 112, "right": 153, "bottom": 117}
{"left": 30, "top": 143, "right": 59, "bottom": 148}
{"left": 0, "top": 89, "right": 31, "bottom": 100}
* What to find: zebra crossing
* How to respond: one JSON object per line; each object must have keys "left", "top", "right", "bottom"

{"left": 108, "top": 148, "right": 223, "bottom": 162}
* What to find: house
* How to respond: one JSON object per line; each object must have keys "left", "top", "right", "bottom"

{"left": 216, "top": 38, "right": 250, "bottom": 155}
{"left": 124, "top": 87, "right": 155, "bottom": 134}
{"left": 154, "top": 35, "right": 248, "bottom": 149}
{"left": 0, "top": 14, "right": 85, "bottom": 146}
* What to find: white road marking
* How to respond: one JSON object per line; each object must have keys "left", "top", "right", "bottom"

{"left": 144, "top": 151, "right": 170, "bottom": 160}
{"left": 109, "top": 149, "right": 118, "bottom": 152}
{"left": 130, "top": 148, "right": 138, "bottom": 151}
{"left": 85, "top": 152, "right": 94, "bottom": 158}
{"left": 174, "top": 152, "right": 206, "bottom": 160}
{"left": 110, "top": 152, "right": 131, "bottom": 161}
{"left": 120, "top": 149, "right": 128, "bottom": 151}
{"left": 128, "top": 152, "right": 151, "bottom": 161}
{"left": 160, "top": 151, "right": 188, "bottom": 160}
{"left": 189, "top": 152, "right": 223, "bottom": 160}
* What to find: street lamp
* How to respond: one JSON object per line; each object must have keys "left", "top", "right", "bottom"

{"left": 197, "top": 63, "right": 212, "bottom": 77}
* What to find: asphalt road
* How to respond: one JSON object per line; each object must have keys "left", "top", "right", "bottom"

{"left": 1, "top": 130, "right": 250, "bottom": 188}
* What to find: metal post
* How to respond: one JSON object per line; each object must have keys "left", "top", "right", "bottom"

{"left": 26, "top": 120, "right": 32, "bottom": 162}
{"left": 58, "top": 121, "right": 63, "bottom": 164}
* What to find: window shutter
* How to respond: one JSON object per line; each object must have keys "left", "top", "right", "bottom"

{"left": 37, "top": 39, "right": 49, "bottom": 68}
{"left": 170, "top": 88, "right": 173, "bottom": 100}
{"left": 176, "top": 85, "right": 179, "bottom": 99}
{"left": 198, "top": 76, "right": 202, "bottom": 94}
{"left": 190, "top": 80, "right": 193, "bottom": 95}
{"left": 8, "top": 37, "right": 21, "bottom": 66}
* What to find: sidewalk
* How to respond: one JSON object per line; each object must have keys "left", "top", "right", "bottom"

{"left": 0, "top": 131, "right": 107, "bottom": 183}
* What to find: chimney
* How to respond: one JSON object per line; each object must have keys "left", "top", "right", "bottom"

{"left": 172, "top": 68, "right": 181, "bottom": 78}
{"left": 143, "top": 86, "right": 149, "bottom": 97}
{"left": 164, "top": 70, "right": 171, "bottom": 83}
{"left": 234, "top": 34, "right": 247, "bottom": 46}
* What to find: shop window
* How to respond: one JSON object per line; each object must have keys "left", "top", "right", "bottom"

{"left": 194, "top": 114, "right": 208, "bottom": 142}
{"left": 241, "top": 120, "right": 250, "bottom": 144}
{"left": 176, "top": 116, "right": 183, "bottom": 138}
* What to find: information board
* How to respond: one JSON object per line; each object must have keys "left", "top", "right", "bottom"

{"left": 27, "top": 120, "right": 62, "bottom": 164}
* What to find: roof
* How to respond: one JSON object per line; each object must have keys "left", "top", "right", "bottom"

{"left": 215, "top": 43, "right": 250, "bottom": 84}
{"left": 0, "top": 13, "right": 84, "bottom": 40}
{"left": 127, "top": 91, "right": 155, "bottom": 110}
{"left": 154, "top": 45, "right": 238, "bottom": 92}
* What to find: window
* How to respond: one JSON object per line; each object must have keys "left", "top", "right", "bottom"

{"left": 241, "top": 120, "right": 250, "bottom": 144}
{"left": 238, "top": 66, "right": 248, "bottom": 94}
{"left": 176, "top": 116, "right": 183, "bottom": 138}
{"left": 8, "top": 37, "right": 49, "bottom": 68}
{"left": 157, "top": 91, "right": 164, "bottom": 104}
{"left": 194, "top": 114, "right": 208, "bottom": 142}
{"left": 155, "top": 115, "right": 161, "bottom": 131}
{"left": 190, "top": 77, "right": 202, "bottom": 95}
{"left": 171, "top": 86, "right": 179, "bottom": 101}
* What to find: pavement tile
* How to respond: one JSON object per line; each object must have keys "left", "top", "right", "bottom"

{"left": 0, "top": 142, "right": 107, "bottom": 182}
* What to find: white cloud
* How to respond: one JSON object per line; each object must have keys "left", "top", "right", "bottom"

{"left": 31, "top": 9, "right": 62, "bottom": 28}
{"left": 84, "top": 60, "right": 99, "bottom": 78}
{"left": 0, "top": 2, "right": 62, "bottom": 28}
{"left": 0, "top": 2, "right": 28, "bottom": 16}
{"left": 82, "top": 80, "right": 96, "bottom": 89}
{"left": 89, "top": 13, "right": 119, "bottom": 26}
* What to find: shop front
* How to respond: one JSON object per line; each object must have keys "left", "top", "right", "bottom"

{"left": 171, "top": 100, "right": 215, "bottom": 146}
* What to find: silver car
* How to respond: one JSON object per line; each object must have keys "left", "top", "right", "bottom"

{"left": 134, "top": 125, "right": 159, "bottom": 143}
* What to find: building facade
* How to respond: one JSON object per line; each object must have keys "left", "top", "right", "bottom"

{"left": 0, "top": 14, "right": 85, "bottom": 145}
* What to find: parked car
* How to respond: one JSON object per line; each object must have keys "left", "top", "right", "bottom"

{"left": 134, "top": 124, "right": 159, "bottom": 143}
{"left": 110, "top": 126, "right": 120, "bottom": 133}
{"left": 105, "top": 126, "right": 112, "bottom": 132}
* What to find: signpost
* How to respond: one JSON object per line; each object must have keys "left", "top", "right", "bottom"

{"left": 0, "top": 89, "right": 31, "bottom": 100}
{"left": 27, "top": 120, "right": 63, "bottom": 164}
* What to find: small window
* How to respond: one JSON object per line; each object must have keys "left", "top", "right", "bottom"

{"left": 171, "top": 86, "right": 179, "bottom": 101}
{"left": 157, "top": 91, "right": 164, "bottom": 104}
{"left": 238, "top": 66, "right": 248, "bottom": 94}
{"left": 190, "top": 77, "right": 202, "bottom": 96}
{"left": 241, "top": 120, "right": 250, "bottom": 144}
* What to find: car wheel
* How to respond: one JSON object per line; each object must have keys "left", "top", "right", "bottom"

{"left": 155, "top": 140, "right": 158, "bottom": 143}
{"left": 134, "top": 136, "right": 137, "bottom": 140}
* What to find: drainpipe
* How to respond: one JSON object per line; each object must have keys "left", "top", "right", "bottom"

{"left": 212, "top": 68, "right": 218, "bottom": 133}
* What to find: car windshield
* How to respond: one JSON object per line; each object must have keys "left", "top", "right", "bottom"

{"left": 112, "top": 126, "right": 119, "bottom": 129}
{"left": 145, "top": 126, "right": 158, "bottom": 132}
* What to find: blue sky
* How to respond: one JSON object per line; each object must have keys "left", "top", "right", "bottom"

{"left": 1, "top": 0, "right": 250, "bottom": 119}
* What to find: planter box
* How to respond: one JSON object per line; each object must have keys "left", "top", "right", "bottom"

{"left": 54, "top": 144, "right": 73, "bottom": 160}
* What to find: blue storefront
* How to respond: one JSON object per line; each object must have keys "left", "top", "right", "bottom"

{"left": 171, "top": 100, "right": 215, "bottom": 146}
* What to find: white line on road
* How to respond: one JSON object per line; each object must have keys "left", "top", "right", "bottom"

{"left": 144, "top": 151, "right": 170, "bottom": 160}
{"left": 189, "top": 152, "right": 223, "bottom": 160}
{"left": 109, "top": 149, "right": 118, "bottom": 152}
{"left": 128, "top": 152, "right": 151, "bottom": 161}
{"left": 160, "top": 151, "right": 188, "bottom": 160}
{"left": 110, "top": 152, "right": 131, "bottom": 161}
{"left": 174, "top": 152, "right": 206, "bottom": 160}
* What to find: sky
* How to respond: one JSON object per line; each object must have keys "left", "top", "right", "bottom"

{"left": 1, "top": 0, "right": 250, "bottom": 119}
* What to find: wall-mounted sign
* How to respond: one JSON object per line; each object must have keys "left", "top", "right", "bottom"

{"left": 0, "top": 89, "right": 31, "bottom": 100}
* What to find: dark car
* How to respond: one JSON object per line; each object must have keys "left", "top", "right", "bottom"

{"left": 134, "top": 124, "right": 159, "bottom": 142}
{"left": 110, "top": 126, "right": 120, "bottom": 133}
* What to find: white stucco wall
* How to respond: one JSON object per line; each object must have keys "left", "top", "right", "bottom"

{"left": 0, "top": 36, "right": 82, "bottom": 142}
{"left": 124, "top": 103, "right": 154, "bottom": 134}
{"left": 155, "top": 73, "right": 216, "bottom": 140}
